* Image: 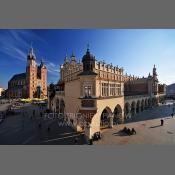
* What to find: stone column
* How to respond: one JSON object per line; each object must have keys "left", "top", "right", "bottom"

{"left": 137, "top": 105, "right": 140, "bottom": 113}
{"left": 119, "top": 112, "right": 124, "bottom": 124}
{"left": 134, "top": 106, "right": 136, "bottom": 115}
{"left": 157, "top": 98, "right": 160, "bottom": 106}
{"left": 85, "top": 122, "right": 92, "bottom": 140}
{"left": 128, "top": 106, "right": 131, "bottom": 118}
{"left": 125, "top": 106, "right": 131, "bottom": 119}
{"left": 109, "top": 114, "right": 114, "bottom": 128}
{"left": 108, "top": 82, "right": 110, "bottom": 96}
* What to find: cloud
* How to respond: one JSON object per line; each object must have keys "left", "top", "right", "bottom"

{"left": 35, "top": 59, "right": 59, "bottom": 77}
{"left": 0, "top": 30, "right": 29, "bottom": 61}
{"left": 0, "top": 30, "right": 60, "bottom": 85}
{"left": 0, "top": 30, "right": 47, "bottom": 62}
{"left": 45, "top": 61, "right": 60, "bottom": 76}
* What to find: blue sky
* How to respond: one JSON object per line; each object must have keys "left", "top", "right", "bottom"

{"left": 0, "top": 29, "right": 175, "bottom": 88}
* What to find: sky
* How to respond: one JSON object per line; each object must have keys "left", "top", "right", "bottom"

{"left": 0, "top": 29, "right": 175, "bottom": 88}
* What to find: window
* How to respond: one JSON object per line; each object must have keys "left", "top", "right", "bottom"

{"left": 102, "top": 83, "right": 109, "bottom": 96}
{"left": 84, "top": 86, "right": 92, "bottom": 98}
{"left": 116, "top": 84, "right": 121, "bottom": 95}
{"left": 110, "top": 84, "right": 116, "bottom": 96}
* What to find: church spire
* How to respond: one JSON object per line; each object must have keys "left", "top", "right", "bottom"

{"left": 28, "top": 42, "right": 36, "bottom": 60}
{"left": 41, "top": 58, "right": 44, "bottom": 66}
{"left": 153, "top": 64, "right": 157, "bottom": 78}
{"left": 64, "top": 53, "right": 69, "bottom": 63}
{"left": 71, "top": 51, "right": 76, "bottom": 62}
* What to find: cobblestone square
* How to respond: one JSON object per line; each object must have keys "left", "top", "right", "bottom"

{"left": 94, "top": 102, "right": 175, "bottom": 145}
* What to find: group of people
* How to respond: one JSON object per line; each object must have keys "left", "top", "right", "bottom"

{"left": 121, "top": 127, "right": 136, "bottom": 136}
{"left": 92, "top": 132, "right": 102, "bottom": 141}
{"left": 0, "top": 111, "right": 6, "bottom": 124}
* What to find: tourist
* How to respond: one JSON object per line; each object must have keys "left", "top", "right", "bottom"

{"left": 74, "top": 137, "right": 78, "bottom": 144}
{"left": 33, "top": 110, "right": 35, "bottom": 117}
{"left": 121, "top": 127, "right": 127, "bottom": 133}
{"left": 89, "top": 138, "right": 93, "bottom": 145}
{"left": 127, "top": 128, "right": 132, "bottom": 136}
{"left": 131, "top": 128, "right": 136, "bottom": 135}
{"left": 40, "top": 111, "right": 43, "bottom": 118}
{"left": 47, "top": 127, "right": 51, "bottom": 132}
{"left": 38, "top": 122, "right": 42, "bottom": 128}
{"left": 171, "top": 113, "right": 174, "bottom": 118}
{"left": 98, "top": 132, "right": 102, "bottom": 139}
{"left": 93, "top": 133, "right": 98, "bottom": 141}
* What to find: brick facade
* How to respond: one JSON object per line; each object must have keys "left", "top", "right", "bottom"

{"left": 8, "top": 47, "right": 47, "bottom": 99}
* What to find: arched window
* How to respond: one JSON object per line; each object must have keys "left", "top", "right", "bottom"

{"left": 84, "top": 86, "right": 92, "bottom": 98}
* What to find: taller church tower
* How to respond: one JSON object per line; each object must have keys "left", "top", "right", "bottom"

{"left": 26, "top": 47, "right": 37, "bottom": 98}
{"left": 152, "top": 64, "right": 158, "bottom": 95}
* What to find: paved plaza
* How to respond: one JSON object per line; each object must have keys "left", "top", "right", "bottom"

{"left": 94, "top": 101, "right": 175, "bottom": 145}
{"left": 0, "top": 100, "right": 175, "bottom": 145}
{"left": 0, "top": 102, "right": 87, "bottom": 145}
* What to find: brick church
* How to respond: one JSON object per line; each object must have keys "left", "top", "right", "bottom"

{"left": 7, "top": 47, "right": 47, "bottom": 99}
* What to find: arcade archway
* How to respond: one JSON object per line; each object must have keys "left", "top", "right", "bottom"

{"left": 113, "top": 104, "right": 123, "bottom": 124}
{"left": 124, "top": 102, "right": 130, "bottom": 119}
{"left": 131, "top": 101, "right": 136, "bottom": 117}
{"left": 100, "top": 107, "right": 112, "bottom": 129}
{"left": 136, "top": 100, "right": 140, "bottom": 113}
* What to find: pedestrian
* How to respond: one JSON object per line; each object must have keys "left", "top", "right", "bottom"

{"left": 40, "top": 111, "right": 43, "bottom": 118}
{"left": 38, "top": 122, "right": 42, "bottom": 128}
{"left": 160, "top": 119, "right": 164, "bottom": 126}
{"left": 98, "top": 132, "right": 102, "bottom": 139}
{"left": 47, "top": 127, "right": 50, "bottom": 132}
{"left": 171, "top": 113, "right": 174, "bottom": 118}
{"left": 131, "top": 128, "right": 136, "bottom": 135}
{"left": 23, "top": 111, "right": 25, "bottom": 118}
{"left": 74, "top": 137, "right": 78, "bottom": 144}
{"left": 127, "top": 128, "right": 131, "bottom": 136}
{"left": 33, "top": 110, "right": 35, "bottom": 117}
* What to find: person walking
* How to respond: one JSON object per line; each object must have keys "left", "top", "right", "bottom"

{"left": 131, "top": 128, "right": 136, "bottom": 135}
{"left": 40, "top": 111, "right": 43, "bottom": 118}
{"left": 160, "top": 119, "right": 164, "bottom": 126}
{"left": 47, "top": 127, "right": 51, "bottom": 132}
{"left": 33, "top": 110, "right": 35, "bottom": 117}
{"left": 38, "top": 122, "right": 42, "bottom": 128}
{"left": 74, "top": 137, "right": 78, "bottom": 144}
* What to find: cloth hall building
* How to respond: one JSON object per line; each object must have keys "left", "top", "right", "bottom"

{"left": 48, "top": 48, "right": 166, "bottom": 140}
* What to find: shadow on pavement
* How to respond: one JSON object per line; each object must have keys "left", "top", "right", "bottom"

{"left": 149, "top": 125, "right": 161, "bottom": 129}
{"left": 112, "top": 131, "right": 129, "bottom": 137}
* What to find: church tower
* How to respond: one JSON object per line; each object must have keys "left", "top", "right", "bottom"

{"left": 81, "top": 46, "right": 96, "bottom": 74}
{"left": 152, "top": 64, "right": 158, "bottom": 95}
{"left": 26, "top": 46, "right": 37, "bottom": 98}
{"left": 37, "top": 59, "right": 47, "bottom": 98}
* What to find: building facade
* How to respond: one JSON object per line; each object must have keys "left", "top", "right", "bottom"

{"left": 0, "top": 87, "right": 5, "bottom": 97}
{"left": 48, "top": 48, "right": 166, "bottom": 140}
{"left": 7, "top": 47, "right": 47, "bottom": 99}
